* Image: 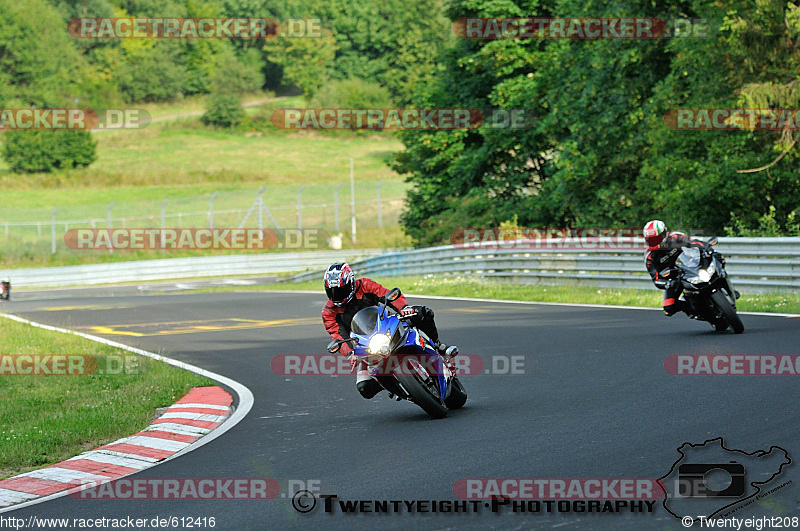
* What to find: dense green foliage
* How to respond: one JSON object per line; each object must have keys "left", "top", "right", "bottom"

{"left": 1, "top": 0, "right": 446, "bottom": 105}
{"left": 2, "top": 129, "right": 97, "bottom": 172}
{"left": 2, "top": 0, "right": 798, "bottom": 234}
{"left": 395, "top": 0, "right": 800, "bottom": 244}
{"left": 1, "top": 0, "right": 447, "bottom": 164}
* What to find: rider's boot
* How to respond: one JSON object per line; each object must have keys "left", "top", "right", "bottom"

{"left": 436, "top": 342, "right": 458, "bottom": 356}
{"left": 436, "top": 343, "right": 458, "bottom": 371}
{"left": 679, "top": 300, "right": 699, "bottom": 318}
{"left": 356, "top": 370, "right": 382, "bottom": 399}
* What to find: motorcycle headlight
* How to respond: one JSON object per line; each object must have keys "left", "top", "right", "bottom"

{"left": 368, "top": 334, "right": 391, "bottom": 355}
{"left": 697, "top": 269, "right": 711, "bottom": 283}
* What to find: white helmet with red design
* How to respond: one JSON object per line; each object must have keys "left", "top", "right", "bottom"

{"left": 323, "top": 262, "right": 355, "bottom": 306}
{"left": 643, "top": 220, "right": 668, "bottom": 251}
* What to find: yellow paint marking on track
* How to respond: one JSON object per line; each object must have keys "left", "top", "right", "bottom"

{"left": 37, "top": 304, "right": 133, "bottom": 312}
{"left": 82, "top": 317, "right": 318, "bottom": 337}
{"left": 86, "top": 325, "right": 143, "bottom": 337}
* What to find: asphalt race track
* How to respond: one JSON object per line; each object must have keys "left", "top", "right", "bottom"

{"left": 4, "top": 287, "right": 800, "bottom": 529}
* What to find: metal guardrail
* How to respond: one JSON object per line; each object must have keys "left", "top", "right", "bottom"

{"left": 4, "top": 250, "right": 385, "bottom": 288}
{"left": 287, "top": 237, "right": 800, "bottom": 293}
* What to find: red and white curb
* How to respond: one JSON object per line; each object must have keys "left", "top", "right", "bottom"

{"left": 0, "top": 313, "right": 254, "bottom": 514}
{"left": 0, "top": 386, "right": 232, "bottom": 509}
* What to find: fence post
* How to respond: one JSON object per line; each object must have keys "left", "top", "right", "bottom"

{"left": 297, "top": 185, "right": 305, "bottom": 230}
{"left": 161, "top": 199, "right": 167, "bottom": 249}
{"left": 257, "top": 185, "right": 265, "bottom": 240}
{"left": 209, "top": 192, "right": 218, "bottom": 229}
{"left": 107, "top": 202, "right": 114, "bottom": 253}
{"left": 51, "top": 208, "right": 58, "bottom": 255}
{"left": 4, "top": 223, "right": 8, "bottom": 237}
{"left": 376, "top": 179, "right": 384, "bottom": 229}
{"left": 349, "top": 157, "right": 356, "bottom": 243}
{"left": 334, "top": 182, "right": 343, "bottom": 232}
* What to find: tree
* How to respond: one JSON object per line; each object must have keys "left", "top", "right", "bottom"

{"left": 263, "top": 30, "right": 337, "bottom": 97}
{"left": 395, "top": 0, "right": 800, "bottom": 245}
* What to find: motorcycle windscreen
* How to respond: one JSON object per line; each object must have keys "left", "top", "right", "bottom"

{"left": 676, "top": 247, "right": 701, "bottom": 269}
{"left": 351, "top": 306, "right": 379, "bottom": 336}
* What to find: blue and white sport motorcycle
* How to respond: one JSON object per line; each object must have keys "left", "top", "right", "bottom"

{"left": 327, "top": 289, "right": 467, "bottom": 419}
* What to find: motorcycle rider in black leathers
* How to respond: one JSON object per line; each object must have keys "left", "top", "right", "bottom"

{"left": 643, "top": 220, "right": 726, "bottom": 316}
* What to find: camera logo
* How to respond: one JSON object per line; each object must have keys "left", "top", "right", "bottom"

{"left": 659, "top": 437, "right": 791, "bottom": 520}
{"left": 677, "top": 463, "right": 745, "bottom": 498}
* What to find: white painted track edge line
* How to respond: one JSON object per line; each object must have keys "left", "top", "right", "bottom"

{"left": 0, "top": 312, "right": 254, "bottom": 514}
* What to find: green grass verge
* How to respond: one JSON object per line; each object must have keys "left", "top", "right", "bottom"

{"left": 0, "top": 317, "right": 213, "bottom": 478}
{"left": 176, "top": 275, "right": 800, "bottom": 314}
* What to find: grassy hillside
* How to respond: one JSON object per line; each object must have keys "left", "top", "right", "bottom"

{"left": 0, "top": 99, "right": 411, "bottom": 267}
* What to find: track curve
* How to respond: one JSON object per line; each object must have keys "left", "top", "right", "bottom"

{"left": 4, "top": 290, "right": 800, "bottom": 529}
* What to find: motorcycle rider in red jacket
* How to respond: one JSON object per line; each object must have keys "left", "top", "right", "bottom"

{"left": 322, "top": 263, "right": 458, "bottom": 399}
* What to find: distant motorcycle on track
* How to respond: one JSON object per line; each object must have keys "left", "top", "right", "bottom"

{"left": 326, "top": 288, "right": 467, "bottom": 418}
{"left": 671, "top": 238, "right": 743, "bottom": 334}
{"left": 0, "top": 278, "right": 9, "bottom": 301}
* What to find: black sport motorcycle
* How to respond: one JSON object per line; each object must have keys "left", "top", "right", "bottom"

{"left": 670, "top": 238, "right": 743, "bottom": 334}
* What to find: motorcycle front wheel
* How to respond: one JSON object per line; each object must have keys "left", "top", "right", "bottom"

{"left": 394, "top": 357, "right": 448, "bottom": 419}
{"left": 711, "top": 290, "right": 744, "bottom": 334}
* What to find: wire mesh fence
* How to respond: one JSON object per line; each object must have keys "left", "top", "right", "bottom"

{"left": 0, "top": 182, "right": 407, "bottom": 258}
